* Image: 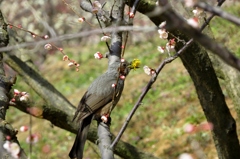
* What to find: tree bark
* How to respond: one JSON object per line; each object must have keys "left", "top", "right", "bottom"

{"left": 0, "top": 9, "right": 27, "bottom": 159}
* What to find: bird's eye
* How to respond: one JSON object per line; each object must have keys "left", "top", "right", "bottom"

{"left": 122, "top": 63, "right": 127, "bottom": 67}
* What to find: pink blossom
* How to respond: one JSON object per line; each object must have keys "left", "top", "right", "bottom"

{"left": 14, "top": 89, "right": 20, "bottom": 95}
{"left": 120, "top": 75, "right": 126, "bottom": 80}
{"left": 3, "top": 141, "right": 21, "bottom": 159}
{"left": 94, "top": 52, "right": 103, "bottom": 59}
{"left": 157, "top": 46, "right": 165, "bottom": 53}
{"left": 43, "top": 35, "right": 49, "bottom": 39}
{"left": 68, "top": 62, "right": 74, "bottom": 67}
{"left": 184, "top": 0, "right": 197, "bottom": 7}
{"left": 78, "top": 17, "right": 85, "bottom": 23}
{"left": 143, "top": 66, "right": 155, "bottom": 76}
{"left": 158, "top": 29, "right": 168, "bottom": 39}
{"left": 44, "top": 43, "right": 52, "bottom": 50}
{"left": 26, "top": 134, "right": 40, "bottom": 144}
{"left": 183, "top": 123, "right": 196, "bottom": 133}
{"left": 63, "top": 55, "right": 69, "bottom": 61}
{"left": 20, "top": 126, "right": 29, "bottom": 132}
{"left": 187, "top": 17, "right": 199, "bottom": 28}
{"left": 178, "top": 153, "right": 193, "bottom": 159}
{"left": 159, "top": 21, "right": 166, "bottom": 28}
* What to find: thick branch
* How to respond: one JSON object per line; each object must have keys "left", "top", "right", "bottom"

{"left": 0, "top": 9, "right": 27, "bottom": 159}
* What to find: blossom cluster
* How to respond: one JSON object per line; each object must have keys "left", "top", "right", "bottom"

{"left": 11, "top": 89, "right": 30, "bottom": 103}
{"left": 3, "top": 140, "right": 21, "bottom": 158}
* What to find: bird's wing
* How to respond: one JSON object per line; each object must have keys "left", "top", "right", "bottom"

{"left": 76, "top": 91, "right": 113, "bottom": 121}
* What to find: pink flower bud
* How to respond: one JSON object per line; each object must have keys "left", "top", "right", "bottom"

{"left": 159, "top": 21, "right": 166, "bottom": 28}
{"left": 9, "top": 142, "right": 21, "bottom": 157}
{"left": 157, "top": 46, "right": 165, "bottom": 53}
{"left": 20, "top": 93, "right": 30, "bottom": 102}
{"left": 143, "top": 66, "right": 155, "bottom": 76}
{"left": 3, "top": 141, "right": 11, "bottom": 151}
{"left": 26, "top": 134, "right": 40, "bottom": 144}
{"left": 183, "top": 123, "right": 196, "bottom": 133}
{"left": 44, "top": 43, "right": 52, "bottom": 50}
{"left": 120, "top": 75, "right": 125, "bottom": 80}
{"left": 94, "top": 52, "right": 103, "bottom": 59}
{"left": 63, "top": 55, "right": 69, "bottom": 61}
{"left": 101, "top": 116, "right": 108, "bottom": 123}
{"left": 121, "top": 58, "right": 125, "bottom": 62}
{"left": 78, "top": 17, "right": 85, "bottom": 23}
{"left": 14, "top": 89, "right": 20, "bottom": 95}
{"left": 93, "top": 1, "right": 102, "bottom": 9}
{"left": 11, "top": 98, "right": 16, "bottom": 102}
{"left": 6, "top": 136, "right": 11, "bottom": 140}
{"left": 20, "top": 126, "right": 28, "bottom": 132}
{"left": 68, "top": 62, "right": 74, "bottom": 67}
{"left": 187, "top": 17, "right": 199, "bottom": 28}
{"left": 43, "top": 35, "right": 49, "bottom": 39}
{"left": 178, "top": 153, "right": 193, "bottom": 159}
{"left": 129, "top": 12, "right": 134, "bottom": 18}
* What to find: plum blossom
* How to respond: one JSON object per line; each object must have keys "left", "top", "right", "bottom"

{"left": 68, "top": 62, "right": 74, "bottom": 67}
{"left": 44, "top": 43, "right": 52, "bottom": 50}
{"left": 178, "top": 153, "right": 194, "bottom": 159}
{"left": 183, "top": 123, "right": 196, "bottom": 133}
{"left": 26, "top": 134, "right": 40, "bottom": 144}
{"left": 157, "top": 46, "right": 165, "bottom": 53}
{"left": 159, "top": 21, "right": 166, "bottom": 28}
{"left": 192, "top": 7, "right": 203, "bottom": 17}
{"left": 78, "top": 17, "right": 85, "bottom": 23}
{"left": 143, "top": 65, "right": 156, "bottom": 76}
{"left": 94, "top": 52, "right": 103, "bottom": 59}
{"left": 187, "top": 17, "right": 199, "bottom": 28}
{"left": 184, "top": 0, "right": 198, "bottom": 7}
{"left": 92, "top": 1, "right": 102, "bottom": 13}
{"left": 158, "top": 29, "right": 168, "bottom": 40}
{"left": 3, "top": 141, "right": 21, "bottom": 158}
{"left": 43, "top": 35, "right": 49, "bottom": 39}
{"left": 19, "top": 93, "right": 30, "bottom": 102}
{"left": 20, "top": 125, "right": 28, "bottom": 132}
{"left": 63, "top": 55, "right": 69, "bottom": 61}
{"left": 166, "top": 38, "right": 176, "bottom": 53}
{"left": 119, "top": 75, "right": 126, "bottom": 80}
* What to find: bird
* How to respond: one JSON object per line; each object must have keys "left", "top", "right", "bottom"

{"left": 69, "top": 60, "right": 131, "bottom": 159}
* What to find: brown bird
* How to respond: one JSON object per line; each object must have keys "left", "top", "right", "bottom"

{"left": 69, "top": 60, "right": 131, "bottom": 159}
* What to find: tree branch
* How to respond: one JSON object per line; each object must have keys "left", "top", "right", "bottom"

{"left": 195, "top": 2, "right": 240, "bottom": 26}
{"left": 0, "top": 9, "right": 27, "bottom": 159}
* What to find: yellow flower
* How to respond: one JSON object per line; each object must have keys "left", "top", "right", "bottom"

{"left": 130, "top": 59, "right": 141, "bottom": 70}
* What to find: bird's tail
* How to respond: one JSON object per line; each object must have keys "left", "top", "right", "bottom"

{"left": 69, "top": 115, "right": 93, "bottom": 159}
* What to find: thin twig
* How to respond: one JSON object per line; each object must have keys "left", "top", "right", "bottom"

{"left": 130, "top": 0, "right": 141, "bottom": 15}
